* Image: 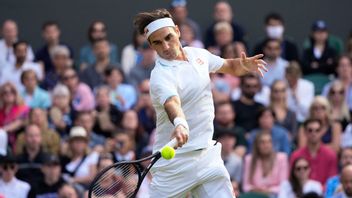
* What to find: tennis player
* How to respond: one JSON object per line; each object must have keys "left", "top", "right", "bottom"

{"left": 134, "top": 9, "right": 268, "bottom": 198}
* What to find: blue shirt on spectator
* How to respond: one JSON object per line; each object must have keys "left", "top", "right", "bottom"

{"left": 79, "top": 43, "right": 118, "bottom": 66}
{"left": 21, "top": 86, "right": 52, "bottom": 109}
{"left": 325, "top": 175, "right": 341, "bottom": 198}
{"left": 110, "top": 84, "right": 137, "bottom": 111}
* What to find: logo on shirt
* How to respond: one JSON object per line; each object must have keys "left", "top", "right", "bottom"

{"left": 196, "top": 58, "right": 204, "bottom": 65}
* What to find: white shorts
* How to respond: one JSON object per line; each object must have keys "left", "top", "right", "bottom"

{"left": 149, "top": 143, "right": 234, "bottom": 198}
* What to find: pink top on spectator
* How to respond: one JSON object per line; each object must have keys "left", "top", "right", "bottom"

{"left": 72, "top": 83, "right": 95, "bottom": 111}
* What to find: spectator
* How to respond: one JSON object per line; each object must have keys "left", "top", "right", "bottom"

{"left": 80, "top": 38, "right": 119, "bottom": 89}
{"left": 221, "top": 41, "right": 247, "bottom": 59}
{"left": 104, "top": 67, "right": 137, "bottom": 111}
{"left": 242, "top": 132, "right": 288, "bottom": 197}
{"left": 121, "top": 29, "right": 146, "bottom": 76}
{"left": 41, "top": 45, "right": 72, "bottom": 91}
{"left": 49, "top": 84, "right": 74, "bottom": 137}
{"left": 248, "top": 107, "right": 291, "bottom": 156}
{"left": 57, "top": 184, "right": 79, "bottom": 198}
{"left": 326, "top": 147, "right": 352, "bottom": 198}
{"left": 0, "top": 19, "right": 34, "bottom": 65}
{"left": 16, "top": 108, "right": 61, "bottom": 155}
{"left": 15, "top": 124, "right": 48, "bottom": 186}
{"left": 253, "top": 12, "right": 299, "bottom": 62}
{"left": 278, "top": 157, "right": 322, "bottom": 198}
{"left": 109, "top": 131, "right": 136, "bottom": 163}
{"left": 0, "top": 82, "right": 29, "bottom": 149}
{"left": 231, "top": 73, "right": 265, "bottom": 132}
{"left": 62, "top": 68, "right": 95, "bottom": 111}
{"left": 204, "top": 1, "right": 245, "bottom": 48}
{"left": 35, "top": 21, "right": 73, "bottom": 73}
{"left": 297, "top": 96, "right": 342, "bottom": 152}
{"left": 0, "top": 129, "right": 7, "bottom": 156}
{"left": 301, "top": 20, "right": 337, "bottom": 76}
{"left": 285, "top": 61, "right": 314, "bottom": 123}
{"left": 0, "top": 41, "right": 42, "bottom": 91}
{"left": 79, "top": 20, "right": 118, "bottom": 71}
{"left": 261, "top": 39, "right": 289, "bottom": 87}
{"left": 0, "top": 154, "right": 31, "bottom": 198}
{"left": 331, "top": 165, "right": 352, "bottom": 198}
{"left": 94, "top": 85, "right": 123, "bottom": 138}
{"left": 128, "top": 41, "right": 156, "bottom": 88}
{"left": 179, "top": 21, "right": 204, "bottom": 48}
{"left": 269, "top": 80, "right": 298, "bottom": 140}
{"left": 28, "top": 154, "right": 65, "bottom": 198}
{"left": 207, "top": 21, "right": 234, "bottom": 56}
{"left": 291, "top": 118, "right": 338, "bottom": 185}
{"left": 169, "top": 0, "right": 202, "bottom": 40}
{"left": 62, "top": 126, "right": 98, "bottom": 190}
{"left": 214, "top": 101, "right": 247, "bottom": 157}
{"left": 20, "top": 69, "right": 51, "bottom": 109}
{"left": 215, "top": 127, "right": 242, "bottom": 183}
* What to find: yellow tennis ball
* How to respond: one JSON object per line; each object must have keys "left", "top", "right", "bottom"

{"left": 161, "top": 146, "right": 175, "bottom": 160}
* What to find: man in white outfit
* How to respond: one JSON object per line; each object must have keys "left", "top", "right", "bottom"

{"left": 134, "top": 9, "right": 268, "bottom": 198}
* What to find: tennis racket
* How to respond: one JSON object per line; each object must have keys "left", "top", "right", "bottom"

{"left": 88, "top": 138, "right": 178, "bottom": 198}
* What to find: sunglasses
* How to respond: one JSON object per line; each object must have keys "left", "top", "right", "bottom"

{"left": 244, "top": 84, "right": 259, "bottom": 89}
{"left": 2, "top": 89, "right": 15, "bottom": 95}
{"left": 307, "top": 128, "right": 320, "bottom": 134}
{"left": 2, "top": 164, "right": 15, "bottom": 170}
{"left": 312, "top": 105, "right": 325, "bottom": 110}
{"left": 330, "top": 90, "right": 344, "bottom": 95}
{"left": 63, "top": 74, "right": 77, "bottom": 81}
{"left": 295, "top": 165, "right": 309, "bottom": 171}
{"left": 273, "top": 88, "right": 286, "bottom": 93}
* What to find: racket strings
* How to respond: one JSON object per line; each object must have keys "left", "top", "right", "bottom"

{"left": 91, "top": 163, "right": 140, "bottom": 198}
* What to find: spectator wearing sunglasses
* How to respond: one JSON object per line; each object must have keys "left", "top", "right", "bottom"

{"left": 0, "top": 154, "right": 31, "bottom": 198}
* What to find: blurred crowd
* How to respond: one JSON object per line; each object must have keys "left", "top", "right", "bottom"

{"left": 0, "top": 0, "right": 352, "bottom": 198}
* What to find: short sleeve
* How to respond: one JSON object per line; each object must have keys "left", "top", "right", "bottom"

{"left": 150, "top": 69, "right": 178, "bottom": 105}
{"left": 205, "top": 49, "right": 225, "bottom": 73}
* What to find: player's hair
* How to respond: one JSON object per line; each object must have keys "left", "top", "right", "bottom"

{"left": 134, "top": 8, "right": 173, "bottom": 35}
{"left": 264, "top": 12, "right": 284, "bottom": 25}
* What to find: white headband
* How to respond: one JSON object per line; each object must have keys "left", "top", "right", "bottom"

{"left": 144, "top": 18, "right": 175, "bottom": 38}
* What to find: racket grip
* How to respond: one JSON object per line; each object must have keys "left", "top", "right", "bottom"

{"left": 166, "top": 138, "right": 178, "bottom": 148}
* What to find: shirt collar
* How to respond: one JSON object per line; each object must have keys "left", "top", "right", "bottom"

{"left": 156, "top": 47, "right": 190, "bottom": 67}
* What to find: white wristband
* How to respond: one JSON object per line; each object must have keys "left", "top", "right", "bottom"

{"left": 173, "top": 117, "right": 189, "bottom": 132}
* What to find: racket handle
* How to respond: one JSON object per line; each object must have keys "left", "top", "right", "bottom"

{"left": 166, "top": 138, "right": 178, "bottom": 148}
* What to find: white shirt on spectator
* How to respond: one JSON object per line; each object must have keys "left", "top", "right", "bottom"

{"left": 278, "top": 179, "right": 322, "bottom": 198}
{"left": 65, "top": 152, "right": 99, "bottom": 178}
{"left": 0, "top": 39, "right": 34, "bottom": 66}
{"left": 287, "top": 79, "right": 314, "bottom": 122}
{"left": 0, "top": 177, "right": 31, "bottom": 198}
{"left": 231, "top": 85, "right": 271, "bottom": 106}
{"left": 0, "top": 61, "right": 42, "bottom": 91}
{"left": 261, "top": 57, "right": 288, "bottom": 87}
{"left": 341, "top": 123, "right": 352, "bottom": 148}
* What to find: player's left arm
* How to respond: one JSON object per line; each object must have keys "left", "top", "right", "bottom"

{"left": 217, "top": 52, "right": 268, "bottom": 77}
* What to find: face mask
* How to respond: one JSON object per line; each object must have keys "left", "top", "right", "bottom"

{"left": 266, "top": 26, "right": 284, "bottom": 39}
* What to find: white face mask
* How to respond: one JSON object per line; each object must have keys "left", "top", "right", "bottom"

{"left": 266, "top": 26, "right": 284, "bottom": 39}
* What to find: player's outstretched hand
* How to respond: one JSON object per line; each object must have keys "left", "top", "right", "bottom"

{"left": 240, "top": 52, "right": 268, "bottom": 78}
{"left": 171, "top": 125, "right": 189, "bottom": 148}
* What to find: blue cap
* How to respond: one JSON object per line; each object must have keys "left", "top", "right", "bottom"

{"left": 312, "top": 20, "right": 327, "bottom": 31}
{"left": 171, "top": 0, "right": 187, "bottom": 7}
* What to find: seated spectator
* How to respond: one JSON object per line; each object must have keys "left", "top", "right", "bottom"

{"left": 40, "top": 45, "right": 73, "bottom": 91}
{"left": 243, "top": 132, "right": 288, "bottom": 197}
{"left": 93, "top": 86, "right": 123, "bottom": 138}
{"left": 297, "top": 96, "right": 342, "bottom": 152}
{"left": 301, "top": 20, "right": 337, "bottom": 76}
{"left": 79, "top": 20, "right": 118, "bottom": 71}
{"left": 0, "top": 82, "right": 29, "bottom": 149}
{"left": 57, "top": 184, "right": 79, "bottom": 198}
{"left": 248, "top": 107, "right": 291, "bottom": 155}
{"left": 322, "top": 55, "right": 352, "bottom": 111}
{"left": 80, "top": 38, "right": 119, "bottom": 89}
{"left": 61, "top": 126, "right": 98, "bottom": 190}
{"left": 16, "top": 108, "right": 61, "bottom": 155}
{"left": 214, "top": 101, "right": 247, "bottom": 157}
{"left": 207, "top": 21, "right": 234, "bottom": 56}
{"left": 75, "top": 112, "right": 105, "bottom": 151}
{"left": 221, "top": 41, "right": 246, "bottom": 59}
{"left": 269, "top": 80, "right": 298, "bottom": 140}
{"left": 62, "top": 68, "right": 95, "bottom": 111}
{"left": 291, "top": 118, "right": 338, "bottom": 185}
{"left": 35, "top": 21, "right": 73, "bottom": 73}
{"left": 20, "top": 69, "right": 51, "bottom": 109}
{"left": 0, "top": 19, "right": 34, "bottom": 65}
{"left": 49, "top": 84, "right": 74, "bottom": 137}
{"left": 134, "top": 79, "right": 156, "bottom": 135}
{"left": 104, "top": 67, "right": 137, "bottom": 111}
{"left": 331, "top": 165, "right": 352, "bottom": 198}
{"left": 0, "top": 129, "right": 7, "bottom": 156}
{"left": 179, "top": 21, "right": 204, "bottom": 48}
{"left": 15, "top": 124, "right": 48, "bottom": 186}
{"left": 0, "top": 154, "right": 31, "bottom": 198}
{"left": 278, "top": 157, "right": 322, "bottom": 198}
{"left": 325, "top": 147, "right": 352, "bottom": 198}
{"left": 285, "top": 62, "right": 314, "bottom": 123}
{"left": 121, "top": 29, "right": 146, "bottom": 76}
{"left": 28, "top": 154, "right": 65, "bottom": 198}
{"left": 0, "top": 41, "right": 42, "bottom": 91}
{"left": 109, "top": 131, "right": 136, "bottom": 163}
{"left": 261, "top": 39, "right": 289, "bottom": 87}
{"left": 253, "top": 12, "right": 299, "bottom": 62}
{"left": 215, "top": 127, "right": 242, "bottom": 183}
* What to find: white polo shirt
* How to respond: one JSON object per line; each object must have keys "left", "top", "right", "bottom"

{"left": 150, "top": 47, "right": 224, "bottom": 153}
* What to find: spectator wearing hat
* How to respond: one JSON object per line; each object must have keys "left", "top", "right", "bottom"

{"left": 28, "top": 154, "right": 65, "bottom": 198}
{"left": 301, "top": 20, "right": 338, "bottom": 76}
{"left": 0, "top": 154, "right": 31, "bottom": 198}
{"left": 61, "top": 126, "right": 98, "bottom": 189}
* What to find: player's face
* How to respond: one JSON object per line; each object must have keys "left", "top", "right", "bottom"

{"left": 148, "top": 26, "right": 183, "bottom": 61}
